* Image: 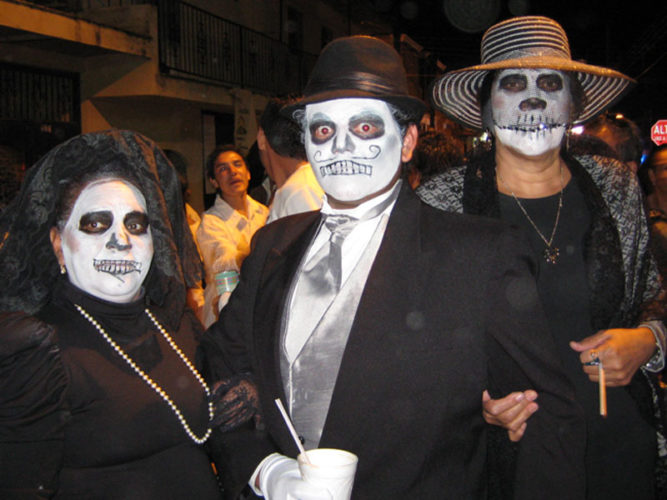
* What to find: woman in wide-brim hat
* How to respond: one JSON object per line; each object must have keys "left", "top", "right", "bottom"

{"left": 431, "top": 15, "right": 634, "bottom": 130}
{"left": 418, "top": 15, "right": 666, "bottom": 499}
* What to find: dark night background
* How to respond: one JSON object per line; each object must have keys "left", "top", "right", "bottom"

{"left": 353, "top": 0, "right": 666, "bottom": 134}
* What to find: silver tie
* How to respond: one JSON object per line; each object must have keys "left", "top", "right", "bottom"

{"left": 317, "top": 214, "right": 358, "bottom": 292}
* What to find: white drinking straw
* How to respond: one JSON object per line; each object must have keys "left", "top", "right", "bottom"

{"left": 274, "top": 398, "right": 312, "bottom": 465}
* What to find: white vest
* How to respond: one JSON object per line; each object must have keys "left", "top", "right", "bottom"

{"left": 280, "top": 216, "right": 388, "bottom": 449}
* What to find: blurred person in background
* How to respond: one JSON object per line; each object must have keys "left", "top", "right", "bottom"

{"left": 196, "top": 145, "right": 268, "bottom": 328}
{"left": 565, "top": 132, "right": 620, "bottom": 160}
{"left": 163, "top": 148, "right": 205, "bottom": 321}
{"left": 245, "top": 141, "right": 273, "bottom": 206}
{"left": 407, "top": 128, "right": 465, "bottom": 189}
{"left": 585, "top": 111, "right": 644, "bottom": 172}
{"left": 643, "top": 145, "right": 667, "bottom": 281}
{"left": 163, "top": 149, "right": 202, "bottom": 236}
{"left": 257, "top": 97, "right": 323, "bottom": 223}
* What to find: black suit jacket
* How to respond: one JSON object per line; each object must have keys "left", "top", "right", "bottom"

{"left": 202, "top": 184, "right": 585, "bottom": 499}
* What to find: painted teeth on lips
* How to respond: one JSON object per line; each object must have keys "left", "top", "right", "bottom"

{"left": 319, "top": 160, "right": 373, "bottom": 177}
{"left": 496, "top": 122, "right": 565, "bottom": 133}
{"left": 94, "top": 259, "right": 142, "bottom": 275}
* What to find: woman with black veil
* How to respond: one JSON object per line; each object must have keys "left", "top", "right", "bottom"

{"left": 0, "top": 130, "right": 236, "bottom": 498}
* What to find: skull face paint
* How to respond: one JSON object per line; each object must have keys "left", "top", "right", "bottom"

{"left": 58, "top": 179, "right": 154, "bottom": 303}
{"left": 304, "top": 98, "right": 404, "bottom": 204}
{"left": 491, "top": 69, "right": 572, "bottom": 156}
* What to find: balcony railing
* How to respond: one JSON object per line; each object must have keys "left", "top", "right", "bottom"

{"left": 157, "top": 0, "right": 316, "bottom": 95}
{"left": 27, "top": 0, "right": 317, "bottom": 95}
{"left": 0, "top": 63, "right": 79, "bottom": 124}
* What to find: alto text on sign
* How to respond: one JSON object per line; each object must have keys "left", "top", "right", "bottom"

{"left": 651, "top": 120, "right": 667, "bottom": 146}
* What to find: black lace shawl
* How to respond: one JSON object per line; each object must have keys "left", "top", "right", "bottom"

{"left": 0, "top": 130, "right": 202, "bottom": 328}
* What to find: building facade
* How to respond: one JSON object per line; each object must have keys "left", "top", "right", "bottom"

{"left": 0, "top": 0, "right": 441, "bottom": 211}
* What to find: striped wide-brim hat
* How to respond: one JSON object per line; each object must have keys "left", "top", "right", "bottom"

{"left": 431, "top": 16, "right": 635, "bottom": 130}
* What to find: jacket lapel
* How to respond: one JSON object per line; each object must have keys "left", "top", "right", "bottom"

{"left": 319, "top": 185, "right": 429, "bottom": 450}
{"left": 255, "top": 213, "right": 322, "bottom": 454}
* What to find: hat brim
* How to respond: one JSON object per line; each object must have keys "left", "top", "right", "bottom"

{"left": 282, "top": 90, "right": 427, "bottom": 124}
{"left": 431, "top": 56, "right": 635, "bottom": 130}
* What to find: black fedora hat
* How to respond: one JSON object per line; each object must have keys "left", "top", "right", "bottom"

{"left": 283, "top": 36, "right": 426, "bottom": 122}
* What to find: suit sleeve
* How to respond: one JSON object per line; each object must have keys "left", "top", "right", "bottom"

{"left": 199, "top": 227, "right": 279, "bottom": 499}
{"left": 484, "top": 228, "right": 586, "bottom": 500}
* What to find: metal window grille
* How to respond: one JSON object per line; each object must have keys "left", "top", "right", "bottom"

{"left": 0, "top": 64, "right": 80, "bottom": 124}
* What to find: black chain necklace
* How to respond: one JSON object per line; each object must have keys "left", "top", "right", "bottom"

{"left": 497, "top": 164, "right": 564, "bottom": 264}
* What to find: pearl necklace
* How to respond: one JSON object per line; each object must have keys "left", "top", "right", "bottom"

{"left": 75, "top": 304, "right": 213, "bottom": 444}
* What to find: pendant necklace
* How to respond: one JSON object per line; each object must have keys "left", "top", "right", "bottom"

{"left": 75, "top": 304, "right": 214, "bottom": 444}
{"left": 496, "top": 164, "right": 564, "bottom": 264}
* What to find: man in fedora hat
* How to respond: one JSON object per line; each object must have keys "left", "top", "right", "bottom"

{"left": 202, "top": 35, "right": 585, "bottom": 499}
{"left": 418, "top": 15, "right": 666, "bottom": 499}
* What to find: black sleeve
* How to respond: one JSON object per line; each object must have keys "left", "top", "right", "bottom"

{"left": 485, "top": 228, "right": 586, "bottom": 500}
{"left": 0, "top": 311, "right": 69, "bottom": 499}
{"left": 198, "top": 230, "right": 279, "bottom": 499}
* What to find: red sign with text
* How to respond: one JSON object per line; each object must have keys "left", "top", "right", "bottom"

{"left": 651, "top": 120, "right": 667, "bottom": 146}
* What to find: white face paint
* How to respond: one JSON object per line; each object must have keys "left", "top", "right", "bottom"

{"left": 59, "top": 179, "right": 154, "bottom": 303}
{"left": 304, "top": 98, "right": 403, "bottom": 204}
{"left": 491, "top": 69, "right": 571, "bottom": 156}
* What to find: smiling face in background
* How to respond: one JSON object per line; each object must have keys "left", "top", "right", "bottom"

{"left": 210, "top": 151, "right": 250, "bottom": 202}
{"left": 491, "top": 69, "right": 572, "bottom": 156}
{"left": 649, "top": 148, "right": 667, "bottom": 195}
{"left": 304, "top": 98, "right": 405, "bottom": 206}
{"left": 52, "top": 178, "right": 154, "bottom": 303}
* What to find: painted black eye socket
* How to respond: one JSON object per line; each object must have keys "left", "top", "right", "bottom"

{"left": 537, "top": 74, "right": 563, "bottom": 92}
{"left": 79, "top": 211, "right": 149, "bottom": 235}
{"left": 349, "top": 116, "right": 385, "bottom": 140}
{"left": 124, "top": 212, "right": 149, "bottom": 235}
{"left": 498, "top": 74, "right": 527, "bottom": 92}
{"left": 79, "top": 211, "right": 113, "bottom": 234}
{"left": 310, "top": 120, "right": 336, "bottom": 144}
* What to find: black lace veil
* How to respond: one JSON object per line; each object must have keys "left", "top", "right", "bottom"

{"left": 0, "top": 129, "right": 203, "bottom": 321}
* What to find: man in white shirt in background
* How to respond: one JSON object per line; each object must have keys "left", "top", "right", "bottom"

{"left": 196, "top": 144, "right": 268, "bottom": 327}
{"left": 257, "top": 97, "right": 324, "bottom": 223}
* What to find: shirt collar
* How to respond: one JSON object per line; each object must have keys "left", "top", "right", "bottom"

{"left": 321, "top": 179, "right": 402, "bottom": 219}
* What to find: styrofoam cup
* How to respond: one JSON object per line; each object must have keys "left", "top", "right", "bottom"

{"left": 297, "top": 448, "right": 358, "bottom": 500}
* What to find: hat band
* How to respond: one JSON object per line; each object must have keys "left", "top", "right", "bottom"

{"left": 305, "top": 71, "right": 408, "bottom": 99}
{"left": 490, "top": 46, "right": 571, "bottom": 63}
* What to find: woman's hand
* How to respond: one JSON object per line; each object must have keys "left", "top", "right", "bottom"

{"left": 209, "top": 373, "right": 261, "bottom": 431}
{"left": 570, "top": 327, "right": 657, "bottom": 386}
{"left": 482, "top": 389, "right": 539, "bottom": 442}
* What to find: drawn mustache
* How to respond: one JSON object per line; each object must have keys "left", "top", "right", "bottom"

{"left": 313, "top": 145, "right": 380, "bottom": 164}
